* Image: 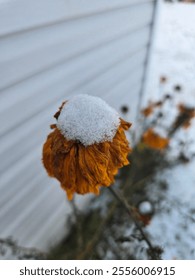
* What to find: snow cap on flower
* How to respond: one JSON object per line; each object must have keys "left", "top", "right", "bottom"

{"left": 56, "top": 94, "right": 120, "bottom": 146}
{"left": 42, "top": 94, "right": 132, "bottom": 200}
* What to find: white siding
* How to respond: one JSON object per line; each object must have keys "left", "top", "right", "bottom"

{"left": 0, "top": 0, "right": 157, "bottom": 256}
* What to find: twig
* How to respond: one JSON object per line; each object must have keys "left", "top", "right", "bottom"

{"left": 108, "top": 188, "right": 162, "bottom": 260}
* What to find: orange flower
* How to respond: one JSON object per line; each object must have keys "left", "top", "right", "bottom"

{"left": 142, "top": 128, "right": 169, "bottom": 150}
{"left": 42, "top": 95, "right": 131, "bottom": 200}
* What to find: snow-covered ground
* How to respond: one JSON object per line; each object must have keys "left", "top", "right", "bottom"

{"left": 145, "top": 2, "right": 195, "bottom": 105}
{"left": 144, "top": 2, "right": 195, "bottom": 259}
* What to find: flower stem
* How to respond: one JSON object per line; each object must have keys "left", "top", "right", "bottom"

{"left": 108, "top": 187, "right": 162, "bottom": 260}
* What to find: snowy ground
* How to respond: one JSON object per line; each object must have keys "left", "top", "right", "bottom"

{"left": 144, "top": 2, "right": 195, "bottom": 259}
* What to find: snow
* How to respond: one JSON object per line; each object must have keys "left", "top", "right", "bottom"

{"left": 144, "top": 2, "right": 195, "bottom": 260}
{"left": 57, "top": 94, "right": 120, "bottom": 146}
{"left": 145, "top": 2, "right": 195, "bottom": 106}
{"left": 138, "top": 201, "right": 153, "bottom": 215}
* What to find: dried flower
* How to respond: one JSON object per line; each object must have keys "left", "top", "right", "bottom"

{"left": 142, "top": 128, "right": 169, "bottom": 150}
{"left": 42, "top": 95, "right": 131, "bottom": 200}
{"left": 170, "top": 103, "right": 195, "bottom": 134}
{"left": 177, "top": 104, "right": 195, "bottom": 129}
{"left": 141, "top": 100, "right": 164, "bottom": 117}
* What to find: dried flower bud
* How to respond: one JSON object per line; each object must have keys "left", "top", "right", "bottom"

{"left": 171, "top": 103, "right": 195, "bottom": 131}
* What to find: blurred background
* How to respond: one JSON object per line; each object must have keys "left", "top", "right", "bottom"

{"left": 0, "top": 0, "right": 194, "bottom": 259}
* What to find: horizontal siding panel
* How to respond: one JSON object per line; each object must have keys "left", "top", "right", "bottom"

{"left": 86, "top": 50, "right": 147, "bottom": 98}
{"left": 0, "top": 149, "right": 41, "bottom": 199}
{"left": 0, "top": 26, "right": 150, "bottom": 137}
{"left": 104, "top": 67, "right": 144, "bottom": 102}
{"left": 0, "top": 2, "right": 153, "bottom": 91}
{"left": 121, "top": 87, "right": 142, "bottom": 127}
{"left": 0, "top": 111, "right": 50, "bottom": 173}
{"left": 104, "top": 67, "right": 144, "bottom": 120}
{"left": 0, "top": 101, "right": 62, "bottom": 173}
{"left": 18, "top": 200, "right": 66, "bottom": 245}
{"left": 25, "top": 203, "right": 68, "bottom": 248}
{"left": 0, "top": 176, "right": 51, "bottom": 231}
{"left": 1, "top": 181, "right": 69, "bottom": 244}
{"left": 1, "top": 182, "right": 59, "bottom": 234}
{"left": 0, "top": 173, "right": 47, "bottom": 220}
{"left": 0, "top": 24, "right": 150, "bottom": 111}
{"left": 0, "top": 0, "right": 154, "bottom": 37}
